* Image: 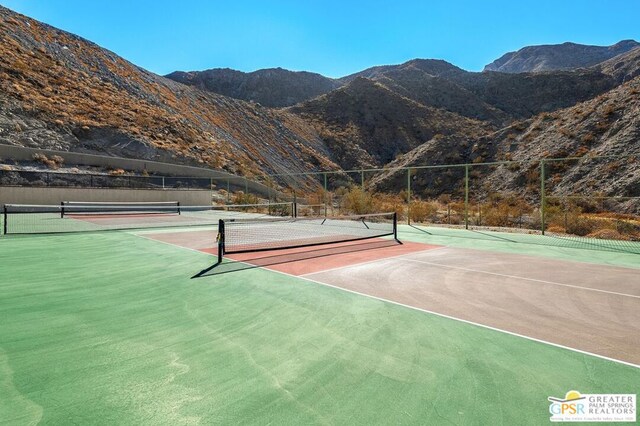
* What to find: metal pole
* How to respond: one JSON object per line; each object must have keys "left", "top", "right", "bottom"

{"left": 244, "top": 177, "right": 248, "bottom": 196}
{"left": 323, "top": 172, "right": 328, "bottom": 217}
{"left": 393, "top": 212, "right": 401, "bottom": 243}
{"left": 464, "top": 164, "right": 469, "bottom": 229}
{"left": 540, "top": 159, "right": 546, "bottom": 235}
{"left": 407, "top": 168, "right": 411, "bottom": 225}
{"left": 3, "top": 205, "right": 7, "bottom": 235}
{"left": 361, "top": 170, "right": 365, "bottom": 189}
{"left": 217, "top": 219, "right": 224, "bottom": 263}
{"left": 162, "top": 176, "right": 165, "bottom": 189}
{"left": 226, "top": 178, "right": 230, "bottom": 203}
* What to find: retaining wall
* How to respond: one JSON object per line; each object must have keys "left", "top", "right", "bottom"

{"left": 0, "top": 186, "right": 212, "bottom": 206}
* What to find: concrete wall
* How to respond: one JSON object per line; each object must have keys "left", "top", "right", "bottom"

{"left": 0, "top": 143, "right": 282, "bottom": 198}
{"left": 0, "top": 186, "right": 212, "bottom": 206}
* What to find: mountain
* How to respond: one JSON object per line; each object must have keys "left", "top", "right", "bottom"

{"left": 339, "top": 58, "right": 615, "bottom": 122}
{"left": 484, "top": 40, "right": 640, "bottom": 73}
{"left": 339, "top": 59, "right": 467, "bottom": 83}
{"left": 166, "top": 68, "right": 341, "bottom": 108}
{"left": 287, "top": 77, "right": 490, "bottom": 169}
{"left": 1, "top": 4, "right": 637, "bottom": 203}
{"left": 594, "top": 46, "right": 640, "bottom": 83}
{"left": 339, "top": 59, "right": 507, "bottom": 123}
{"left": 0, "top": 5, "right": 338, "bottom": 183}
{"left": 371, "top": 75, "right": 640, "bottom": 201}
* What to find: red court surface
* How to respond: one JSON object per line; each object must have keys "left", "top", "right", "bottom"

{"left": 141, "top": 229, "right": 440, "bottom": 276}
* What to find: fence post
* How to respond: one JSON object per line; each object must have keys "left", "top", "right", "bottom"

{"left": 540, "top": 159, "right": 546, "bottom": 235}
{"left": 464, "top": 164, "right": 469, "bottom": 230}
{"left": 244, "top": 177, "right": 248, "bottom": 196}
{"left": 361, "top": 170, "right": 365, "bottom": 189}
{"left": 226, "top": 178, "right": 230, "bottom": 203}
{"left": 406, "top": 168, "right": 411, "bottom": 225}
{"left": 3, "top": 204, "right": 8, "bottom": 235}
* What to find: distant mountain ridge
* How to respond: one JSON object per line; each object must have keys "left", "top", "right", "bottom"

{"left": 484, "top": 40, "right": 640, "bottom": 73}
{"left": 1, "top": 3, "right": 638, "bottom": 200}
{"left": 165, "top": 68, "right": 340, "bottom": 108}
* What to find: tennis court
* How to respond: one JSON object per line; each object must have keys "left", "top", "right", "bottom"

{"left": 1, "top": 204, "right": 639, "bottom": 424}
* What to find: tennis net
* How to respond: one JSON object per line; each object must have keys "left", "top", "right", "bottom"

{"left": 2, "top": 202, "right": 294, "bottom": 234}
{"left": 61, "top": 201, "right": 181, "bottom": 218}
{"left": 218, "top": 212, "right": 398, "bottom": 260}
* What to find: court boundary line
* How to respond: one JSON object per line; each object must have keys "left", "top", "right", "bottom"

{"left": 396, "top": 257, "right": 640, "bottom": 299}
{"left": 130, "top": 231, "right": 640, "bottom": 369}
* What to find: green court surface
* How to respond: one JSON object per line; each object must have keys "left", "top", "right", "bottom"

{"left": 1, "top": 229, "right": 639, "bottom": 425}
{"left": 400, "top": 224, "right": 640, "bottom": 269}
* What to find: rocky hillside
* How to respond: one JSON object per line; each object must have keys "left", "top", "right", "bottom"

{"left": 339, "top": 59, "right": 616, "bottom": 121}
{"left": 595, "top": 46, "right": 640, "bottom": 84}
{"left": 484, "top": 40, "right": 640, "bottom": 73}
{"left": 166, "top": 68, "right": 341, "bottom": 108}
{"left": 168, "top": 56, "right": 618, "bottom": 124}
{"left": 288, "top": 77, "right": 490, "bottom": 169}
{"left": 371, "top": 75, "right": 640, "bottom": 201}
{"left": 0, "top": 6, "right": 339, "bottom": 185}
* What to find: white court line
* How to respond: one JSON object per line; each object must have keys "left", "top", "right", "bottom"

{"left": 397, "top": 257, "right": 640, "bottom": 299}
{"left": 131, "top": 232, "right": 640, "bottom": 369}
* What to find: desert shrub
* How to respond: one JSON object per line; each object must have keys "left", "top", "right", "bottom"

{"left": 372, "top": 193, "right": 405, "bottom": 219}
{"left": 409, "top": 200, "right": 438, "bottom": 223}
{"left": 340, "top": 186, "right": 374, "bottom": 214}
{"left": 580, "top": 133, "right": 595, "bottom": 144}
{"left": 232, "top": 191, "right": 258, "bottom": 205}
{"left": 507, "top": 162, "right": 521, "bottom": 172}
{"left": 565, "top": 216, "right": 600, "bottom": 236}
{"left": 586, "top": 229, "right": 628, "bottom": 241}
{"left": 546, "top": 225, "right": 566, "bottom": 234}
{"left": 483, "top": 203, "right": 513, "bottom": 227}
{"left": 32, "top": 153, "right": 62, "bottom": 170}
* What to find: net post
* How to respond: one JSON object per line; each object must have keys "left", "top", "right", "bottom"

{"left": 293, "top": 192, "right": 297, "bottom": 218}
{"left": 323, "top": 172, "right": 328, "bottom": 218}
{"left": 60, "top": 201, "right": 64, "bottom": 219}
{"left": 464, "top": 164, "right": 469, "bottom": 230}
{"left": 406, "top": 168, "right": 411, "bottom": 225}
{"left": 177, "top": 201, "right": 181, "bottom": 215}
{"left": 540, "top": 159, "right": 546, "bottom": 235}
{"left": 3, "top": 204, "right": 7, "bottom": 235}
{"left": 217, "top": 219, "right": 225, "bottom": 263}
{"left": 393, "top": 212, "right": 401, "bottom": 243}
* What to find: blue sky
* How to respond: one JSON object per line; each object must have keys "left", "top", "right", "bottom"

{"left": 3, "top": 0, "right": 639, "bottom": 77}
